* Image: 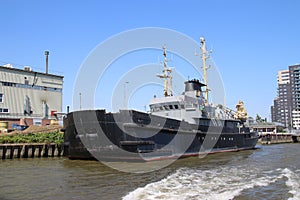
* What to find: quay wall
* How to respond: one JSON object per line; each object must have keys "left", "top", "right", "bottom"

{"left": 0, "top": 143, "right": 64, "bottom": 159}
{"left": 259, "top": 134, "right": 299, "bottom": 145}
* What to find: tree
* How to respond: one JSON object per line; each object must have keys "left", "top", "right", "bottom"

{"left": 256, "top": 114, "right": 265, "bottom": 123}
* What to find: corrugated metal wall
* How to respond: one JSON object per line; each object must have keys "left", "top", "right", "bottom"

{"left": 0, "top": 67, "right": 63, "bottom": 119}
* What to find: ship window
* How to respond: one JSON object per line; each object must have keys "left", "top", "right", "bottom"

{"left": 226, "top": 121, "right": 236, "bottom": 128}
{"left": 159, "top": 106, "right": 163, "bottom": 111}
{"left": 150, "top": 106, "right": 155, "bottom": 112}
{"left": 169, "top": 105, "right": 173, "bottom": 109}
{"left": 181, "top": 104, "right": 185, "bottom": 109}
{"left": 200, "top": 119, "right": 210, "bottom": 126}
{"left": 174, "top": 105, "right": 179, "bottom": 109}
{"left": 164, "top": 105, "right": 169, "bottom": 110}
{"left": 186, "top": 103, "right": 192, "bottom": 108}
{"left": 0, "top": 94, "right": 3, "bottom": 103}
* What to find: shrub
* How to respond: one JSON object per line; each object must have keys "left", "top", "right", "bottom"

{"left": 0, "top": 131, "right": 64, "bottom": 144}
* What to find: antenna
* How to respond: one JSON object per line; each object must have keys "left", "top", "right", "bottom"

{"left": 157, "top": 45, "right": 173, "bottom": 97}
{"left": 199, "top": 37, "right": 212, "bottom": 105}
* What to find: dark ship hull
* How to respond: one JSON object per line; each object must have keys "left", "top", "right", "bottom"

{"left": 63, "top": 109, "right": 258, "bottom": 161}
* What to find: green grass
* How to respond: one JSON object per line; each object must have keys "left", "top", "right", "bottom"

{"left": 0, "top": 131, "right": 64, "bottom": 144}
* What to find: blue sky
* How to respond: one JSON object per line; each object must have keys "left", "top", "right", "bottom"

{"left": 1, "top": 0, "right": 300, "bottom": 120}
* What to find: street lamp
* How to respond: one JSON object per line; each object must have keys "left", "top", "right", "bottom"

{"left": 124, "top": 82, "right": 129, "bottom": 109}
{"left": 79, "top": 92, "right": 82, "bottom": 110}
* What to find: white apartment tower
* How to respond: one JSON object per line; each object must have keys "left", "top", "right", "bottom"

{"left": 272, "top": 65, "right": 300, "bottom": 129}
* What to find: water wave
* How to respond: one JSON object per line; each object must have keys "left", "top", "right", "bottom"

{"left": 123, "top": 166, "right": 300, "bottom": 200}
{"left": 283, "top": 168, "right": 300, "bottom": 200}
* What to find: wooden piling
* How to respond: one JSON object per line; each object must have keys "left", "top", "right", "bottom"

{"left": 0, "top": 143, "right": 64, "bottom": 159}
{"left": 16, "top": 145, "right": 22, "bottom": 158}
{"left": 1, "top": 146, "right": 6, "bottom": 160}
{"left": 8, "top": 146, "right": 14, "bottom": 159}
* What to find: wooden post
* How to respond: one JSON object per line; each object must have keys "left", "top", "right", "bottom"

{"left": 1, "top": 146, "right": 6, "bottom": 160}
{"left": 57, "top": 144, "right": 63, "bottom": 156}
{"left": 30, "top": 145, "right": 35, "bottom": 158}
{"left": 51, "top": 144, "right": 55, "bottom": 157}
{"left": 37, "top": 145, "right": 43, "bottom": 157}
{"left": 23, "top": 145, "right": 29, "bottom": 158}
{"left": 16, "top": 145, "right": 22, "bottom": 158}
{"left": 8, "top": 146, "right": 14, "bottom": 159}
{"left": 43, "top": 144, "right": 49, "bottom": 157}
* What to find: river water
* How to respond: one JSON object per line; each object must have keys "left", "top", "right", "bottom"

{"left": 0, "top": 143, "right": 299, "bottom": 200}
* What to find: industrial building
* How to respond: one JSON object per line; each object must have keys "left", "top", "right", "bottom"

{"left": 0, "top": 62, "right": 63, "bottom": 130}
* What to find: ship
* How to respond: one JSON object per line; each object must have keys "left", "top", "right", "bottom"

{"left": 62, "top": 37, "right": 258, "bottom": 161}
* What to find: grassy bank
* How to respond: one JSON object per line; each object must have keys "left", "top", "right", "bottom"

{"left": 0, "top": 131, "right": 63, "bottom": 144}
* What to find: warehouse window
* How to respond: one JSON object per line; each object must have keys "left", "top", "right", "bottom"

{"left": 0, "top": 94, "right": 3, "bottom": 103}
{"left": 0, "top": 108, "right": 9, "bottom": 113}
{"left": 0, "top": 81, "right": 62, "bottom": 92}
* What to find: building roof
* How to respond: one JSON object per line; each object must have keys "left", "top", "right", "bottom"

{"left": 0, "top": 66, "right": 64, "bottom": 79}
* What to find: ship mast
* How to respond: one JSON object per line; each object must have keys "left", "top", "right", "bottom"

{"left": 200, "top": 37, "right": 210, "bottom": 105}
{"left": 157, "top": 45, "right": 173, "bottom": 97}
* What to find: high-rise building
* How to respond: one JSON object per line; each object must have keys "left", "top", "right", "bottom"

{"left": 277, "top": 70, "right": 290, "bottom": 84}
{"left": 275, "top": 70, "right": 291, "bottom": 127}
{"left": 271, "top": 64, "right": 300, "bottom": 129}
{"left": 289, "top": 64, "right": 300, "bottom": 129}
{"left": 271, "top": 97, "right": 280, "bottom": 123}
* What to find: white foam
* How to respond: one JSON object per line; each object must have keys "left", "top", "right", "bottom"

{"left": 123, "top": 166, "right": 285, "bottom": 200}
{"left": 282, "top": 168, "right": 300, "bottom": 200}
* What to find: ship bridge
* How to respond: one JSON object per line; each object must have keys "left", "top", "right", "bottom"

{"left": 149, "top": 95, "right": 184, "bottom": 119}
{"left": 149, "top": 79, "right": 207, "bottom": 123}
{"left": 149, "top": 45, "right": 207, "bottom": 123}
